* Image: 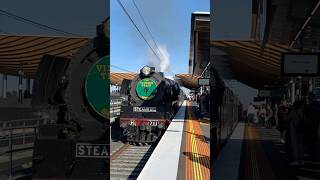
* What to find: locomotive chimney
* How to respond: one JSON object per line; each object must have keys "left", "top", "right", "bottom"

{"left": 159, "top": 72, "right": 164, "bottom": 77}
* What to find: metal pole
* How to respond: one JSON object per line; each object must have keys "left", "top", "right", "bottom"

{"left": 34, "top": 127, "right": 37, "bottom": 145}
{"left": 291, "top": 78, "right": 295, "bottom": 104}
{"left": 18, "top": 75, "right": 22, "bottom": 103}
{"left": 299, "top": 77, "right": 302, "bottom": 100}
{"left": 9, "top": 128, "right": 13, "bottom": 179}
{"left": 26, "top": 78, "right": 31, "bottom": 97}
{"left": 2, "top": 74, "right": 7, "bottom": 99}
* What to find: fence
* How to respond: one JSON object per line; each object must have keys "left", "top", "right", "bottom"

{"left": 0, "top": 118, "right": 46, "bottom": 178}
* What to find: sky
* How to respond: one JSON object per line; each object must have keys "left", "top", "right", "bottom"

{"left": 0, "top": 0, "right": 107, "bottom": 92}
{"left": 110, "top": 0, "right": 209, "bottom": 75}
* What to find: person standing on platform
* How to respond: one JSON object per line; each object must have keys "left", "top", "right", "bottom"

{"left": 247, "top": 103, "right": 255, "bottom": 123}
{"left": 304, "top": 94, "right": 320, "bottom": 161}
{"left": 287, "top": 101, "right": 306, "bottom": 166}
{"left": 266, "top": 104, "right": 274, "bottom": 128}
{"left": 273, "top": 104, "right": 278, "bottom": 128}
{"left": 278, "top": 101, "right": 289, "bottom": 144}
{"left": 260, "top": 105, "right": 266, "bottom": 126}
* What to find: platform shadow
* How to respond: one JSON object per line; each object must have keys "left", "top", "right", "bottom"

{"left": 239, "top": 123, "right": 320, "bottom": 180}
{"left": 183, "top": 151, "right": 210, "bottom": 169}
{"left": 184, "top": 130, "right": 210, "bottom": 144}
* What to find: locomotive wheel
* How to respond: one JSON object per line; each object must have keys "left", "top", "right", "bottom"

{"left": 140, "top": 131, "right": 146, "bottom": 142}
{"left": 134, "top": 127, "right": 140, "bottom": 142}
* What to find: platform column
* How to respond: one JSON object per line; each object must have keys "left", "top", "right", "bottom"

{"left": 290, "top": 79, "right": 295, "bottom": 104}
{"left": 26, "top": 78, "right": 30, "bottom": 92}
{"left": 2, "top": 74, "right": 7, "bottom": 98}
{"left": 18, "top": 70, "right": 24, "bottom": 103}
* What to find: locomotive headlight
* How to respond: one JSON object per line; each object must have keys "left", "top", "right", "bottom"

{"left": 141, "top": 66, "right": 151, "bottom": 76}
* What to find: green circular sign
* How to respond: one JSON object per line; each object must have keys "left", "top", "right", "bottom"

{"left": 85, "top": 56, "right": 109, "bottom": 119}
{"left": 136, "top": 78, "right": 158, "bottom": 100}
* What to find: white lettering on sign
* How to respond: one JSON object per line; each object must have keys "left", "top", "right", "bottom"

{"left": 101, "top": 146, "right": 107, "bottom": 156}
{"left": 78, "top": 145, "right": 85, "bottom": 156}
{"left": 133, "top": 107, "right": 156, "bottom": 112}
{"left": 76, "top": 143, "right": 108, "bottom": 158}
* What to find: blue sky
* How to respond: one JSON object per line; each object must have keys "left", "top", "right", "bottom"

{"left": 111, "top": 0, "right": 209, "bottom": 75}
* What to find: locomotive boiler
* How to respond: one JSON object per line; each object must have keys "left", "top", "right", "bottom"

{"left": 120, "top": 66, "right": 184, "bottom": 143}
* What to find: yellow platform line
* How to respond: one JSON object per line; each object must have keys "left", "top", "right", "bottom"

{"left": 185, "top": 102, "right": 210, "bottom": 180}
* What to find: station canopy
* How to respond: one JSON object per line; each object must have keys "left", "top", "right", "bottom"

{"left": 175, "top": 74, "right": 201, "bottom": 89}
{"left": 211, "top": 0, "right": 320, "bottom": 89}
{"left": 212, "top": 40, "right": 296, "bottom": 88}
{"left": 110, "top": 72, "right": 136, "bottom": 85}
{"left": 0, "top": 34, "right": 89, "bottom": 77}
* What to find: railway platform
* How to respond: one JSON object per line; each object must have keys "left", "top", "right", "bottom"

{"left": 213, "top": 122, "right": 320, "bottom": 180}
{"left": 135, "top": 101, "right": 210, "bottom": 180}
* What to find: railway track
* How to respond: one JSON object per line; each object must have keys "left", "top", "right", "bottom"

{"left": 110, "top": 143, "right": 155, "bottom": 180}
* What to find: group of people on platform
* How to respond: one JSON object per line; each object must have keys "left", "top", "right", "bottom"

{"left": 247, "top": 95, "right": 320, "bottom": 166}
{"left": 196, "top": 91, "right": 210, "bottom": 114}
{"left": 247, "top": 102, "right": 278, "bottom": 128}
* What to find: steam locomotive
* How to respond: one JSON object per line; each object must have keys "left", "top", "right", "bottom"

{"left": 32, "top": 19, "right": 109, "bottom": 179}
{"left": 120, "top": 66, "right": 185, "bottom": 143}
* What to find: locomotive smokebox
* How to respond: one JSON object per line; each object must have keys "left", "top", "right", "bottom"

{"left": 32, "top": 19, "right": 109, "bottom": 179}
{"left": 120, "top": 65, "right": 183, "bottom": 143}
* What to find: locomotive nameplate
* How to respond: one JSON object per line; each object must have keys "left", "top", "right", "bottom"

{"left": 85, "top": 56, "right": 109, "bottom": 119}
{"left": 133, "top": 107, "right": 156, "bottom": 112}
{"left": 76, "top": 143, "right": 108, "bottom": 158}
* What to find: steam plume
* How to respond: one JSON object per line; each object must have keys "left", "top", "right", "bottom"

{"left": 147, "top": 44, "right": 170, "bottom": 72}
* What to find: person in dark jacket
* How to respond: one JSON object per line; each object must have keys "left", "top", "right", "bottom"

{"left": 287, "top": 101, "right": 306, "bottom": 165}
{"left": 278, "top": 100, "right": 289, "bottom": 144}
{"left": 304, "top": 94, "right": 320, "bottom": 161}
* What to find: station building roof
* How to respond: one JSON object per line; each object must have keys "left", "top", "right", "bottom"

{"left": 0, "top": 34, "right": 89, "bottom": 77}
{"left": 188, "top": 12, "right": 210, "bottom": 76}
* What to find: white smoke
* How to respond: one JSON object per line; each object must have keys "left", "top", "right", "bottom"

{"left": 147, "top": 44, "right": 170, "bottom": 72}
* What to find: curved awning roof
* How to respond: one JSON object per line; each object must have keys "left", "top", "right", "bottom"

{"left": 175, "top": 74, "right": 201, "bottom": 89}
{"left": 212, "top": 40, "right": 297, "bottom": 88}
{"left": 0, "top": 34, "right": 89, "bottom": 77}
{"left": 110, "top": 72, "right": 136, "bottom": 85}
